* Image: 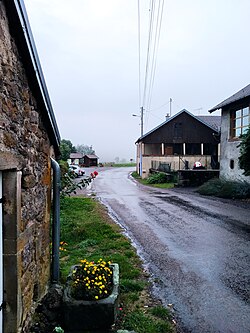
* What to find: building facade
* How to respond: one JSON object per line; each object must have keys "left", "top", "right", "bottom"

{"left": 0, "top": 1, "right": 60, "bottom": 331}
{"left": 209, "top": 84, "right": 250, "bottom": 183}
{"left": 136, "top": 110, "right": 220, "bottom": 178}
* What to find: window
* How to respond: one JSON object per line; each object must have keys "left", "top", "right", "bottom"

{"left": 164, "top": 144, "right": 183, "bottom": 155}
{"left": 230, "top": 159, "right": 234, "bottom": 169}
{"left": 231, "top": 106, "right": 250, "bottom": 138}
{"left": 186, "top": 143, "right": 201, "bottom": 155}
{"left": 173, "top": 122, "right": 183, "bottom": 138}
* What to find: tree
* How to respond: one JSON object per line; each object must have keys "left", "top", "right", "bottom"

{"left": 76, "top": 144, "right": 95, "bottom": 155}
{"left": 238, "top": 126, "right": 250, "bottom": 176}
{"left": 60, "top": 139, "right": 75, "bottom": 161}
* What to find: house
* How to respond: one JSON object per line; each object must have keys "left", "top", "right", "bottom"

{"left": 209, "top": 84, "right": 250, "bottom": 183}
{"left": 135, "top": 109, "right": 220, "bottom": 178}
{"left": 0, "top": 1, "right": 61, "bottom": 332}
{"left": 68, "top": 152, "right": 84, "bottom": 165}
{"left": 84, "top": 154, "right": 99, "bottom": 167}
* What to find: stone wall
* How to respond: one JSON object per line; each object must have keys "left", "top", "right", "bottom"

{"left": 0, "top": 2, "right": 55, "bottom": 332}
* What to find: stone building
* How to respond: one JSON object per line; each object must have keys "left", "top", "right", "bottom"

{"left": 209, "top": 84, "right": 250, "bottom": 183}
{"left": 0, "top": 1, "right": 60, "bottom": 332}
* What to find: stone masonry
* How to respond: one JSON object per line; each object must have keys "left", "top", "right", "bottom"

{"left": 0, "top": 2, "right": 56, "bottom": 332}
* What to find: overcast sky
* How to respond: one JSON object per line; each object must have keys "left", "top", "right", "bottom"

{"left": 24, "top": 0, "right": 250, "bottom": 162}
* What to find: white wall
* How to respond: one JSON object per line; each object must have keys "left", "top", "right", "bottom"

{"left": 220, "top": 111, "right": 250, "bottom": 183}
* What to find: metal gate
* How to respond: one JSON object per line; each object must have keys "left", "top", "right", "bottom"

{"left": 0, "top": 172, "right": 2, "bottom": 333}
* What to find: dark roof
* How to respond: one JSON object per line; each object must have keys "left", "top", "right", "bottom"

{"left": 196, "top": 116, "right": 221, "bottom": 132}
{"left": 4, "top": 0, "right": 60, "bottom": 154}
{"left": 209, "top": 84, "right": 250, "bottom": 113}
{"left": 85, "top": 154, "right": 99, "bottom": 159}
{"left": 136, "top": 109, "right": 220, "bottom": 143}
{"left": 70, "top": 153, "right": 83, "bottom": 159}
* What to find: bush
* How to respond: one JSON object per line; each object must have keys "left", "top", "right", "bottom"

{"left": 238, "top": 126, "right": 250, "bottom": 176}
{"left": 197, "top": 178, "right": 250, "bottom": 199}
{"left": 146, "top": 172, "right": 169, "bottom": 184}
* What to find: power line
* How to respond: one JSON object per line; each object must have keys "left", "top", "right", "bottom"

{"left": 146, "top": 0, "right": 165, "bottom": 112}
{"left": 140, "top": 0, "right": 165, "bottom": 130}
{"left": 142, "top": 0, "right": 155, "bottom": 108}
{"left": 137, "top": 0, "right": 141, "bottom": 108}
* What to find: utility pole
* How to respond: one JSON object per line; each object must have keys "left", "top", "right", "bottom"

{"left": 140, "top": 106, "right": 144, "bottom": 137}
{"left": 169, "top": 98, "right": 172, "bottom": 117}
{"left": 139, "top": 106, "right": 144, "bottom": 177}
{"left": 133, "top": 107, "right": 144, "bottom": 177}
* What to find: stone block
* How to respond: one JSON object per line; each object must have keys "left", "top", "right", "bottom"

{"left": 63, "top": 264, "right": 119, "bottom": 331}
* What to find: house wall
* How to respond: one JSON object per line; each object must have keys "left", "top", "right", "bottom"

{"left": 0, "top": 3, "right": 54, "bottom": 331}
{"left": 84, "top": 157, "right": 98, "bottom": 167}
{"left": 220, "top": 109, "right": 250, "bottom": 183}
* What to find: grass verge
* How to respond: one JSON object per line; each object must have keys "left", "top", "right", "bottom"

{"left": 131, "top": 171, "right": 175, "bottom": 189}
{"left": 60, "top": 196, "right": 175, "bottom": 333}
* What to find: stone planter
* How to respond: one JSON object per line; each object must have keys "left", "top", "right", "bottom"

{"left": 63, "top": 263, "right": 119, "bottom": 332}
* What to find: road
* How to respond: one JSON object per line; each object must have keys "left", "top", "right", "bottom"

{"left": 88, "top": 167, "right": 250, "bottom": 333}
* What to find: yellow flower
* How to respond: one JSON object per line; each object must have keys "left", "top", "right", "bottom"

{"left": 95, "top": 296, "right": 99, "bottom": 300}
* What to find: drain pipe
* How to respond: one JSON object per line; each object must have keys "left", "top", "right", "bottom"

{"left": 51, "top": 158, "right": 61, "bottom": 283}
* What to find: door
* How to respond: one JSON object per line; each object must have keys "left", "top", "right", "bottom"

{"left": 0, "top": 171, "right": 2, "bottom": 333}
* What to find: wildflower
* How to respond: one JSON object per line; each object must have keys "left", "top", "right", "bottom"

{"left": 71, "top": 258, "right": 113, "bottom": 301}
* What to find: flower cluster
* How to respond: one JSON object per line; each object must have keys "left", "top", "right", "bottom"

{"left": 59, "top": 241, "right": 68, "bottom": 252}
{"left": 90, "top": 170, "right": 98, "bottom": 178}
{"left": 71, "top": 259, "right": 113, "bottom": 301}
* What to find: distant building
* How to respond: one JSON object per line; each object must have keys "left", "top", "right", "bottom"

{"left": 68, "top": 153, "right": 84, "bottom": 165}
{"left": 135, "top": 109, "right": 220, "bottom": 178}
{"left": 209, "top": 84, "right": 250, "bottom": 183}
{"left": 84, "top": 154, "right": 99, "bottom": 167}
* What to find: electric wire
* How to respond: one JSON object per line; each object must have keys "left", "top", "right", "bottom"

{"left": 137, "top": 0, "right": 165, "bottom": 133}
{"left": 142, "top": 0, "right": 155, "bottom": 108}
{"left": 143, "top": 0, "right": 156, "bottom": 130}
{"left": 146, "top": 0, "right": 165, "bottom": 113}
{"left": 137, "top": 0, "right": 141, "bottom": 108}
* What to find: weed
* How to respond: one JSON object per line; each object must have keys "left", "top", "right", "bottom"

{"left": 120, "top": 279, "right": 145, "bottom": 292}
{"left": 122, "top": 309, "right": 174, "bottom": 333}
{"left": 150, "top": 305, "right": 172, "bottom": 320}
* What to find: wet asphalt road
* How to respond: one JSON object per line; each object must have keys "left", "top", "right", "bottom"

{"left": 88, "top": 167, "right": 250, "bottom": 333}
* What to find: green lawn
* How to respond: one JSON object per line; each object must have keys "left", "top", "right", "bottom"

{"left": 60, "top": 196, "right": 175, "bottom": 333}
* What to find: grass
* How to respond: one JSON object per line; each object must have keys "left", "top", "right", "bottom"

{"left": 113, "top": 163, "right": 136, "bottom": 167}
{"left": 60, "top": 196, "right": 175, "bottom": 333}
{"left": 131, "top": 171, "right": 175, "bottom": 189}
{"left": 197, "top": 178, "right": 250, "bottom": 198}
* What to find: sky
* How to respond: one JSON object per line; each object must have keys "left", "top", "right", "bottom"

{"left": 24, "top": 0, "right": 250, "bottom": 162}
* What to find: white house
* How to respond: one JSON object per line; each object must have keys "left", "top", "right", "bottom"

{"left": 209, "top": 84, "right": 250, "bottom": 183}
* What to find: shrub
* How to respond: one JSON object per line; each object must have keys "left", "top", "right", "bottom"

{"left": 197, "top": 178, "right": 250, "bottom": 198}
{"left": 238, "top": 126, "right": 250, "bottom": 176}
{"left": 146, "top": 172, "right": 168, "bottom": 184}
